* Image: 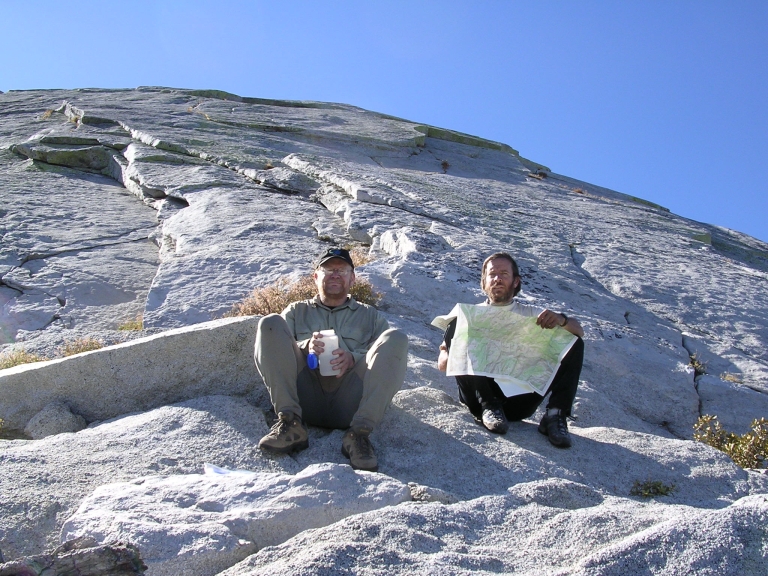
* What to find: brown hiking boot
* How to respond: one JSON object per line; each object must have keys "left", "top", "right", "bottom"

{"left": 258, "top": 411, "right": 308, "bottom": 454}
{"left": 341, "top": 427, "right": 378, "bottom": 472}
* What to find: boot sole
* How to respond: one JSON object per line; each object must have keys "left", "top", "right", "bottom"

{"left": 259, "top": 439, "right": 309, "bottom": 454}
{"left": 341, "top": 445, "right": 378, "bottom": 472}
{"left": 538, "top": 423, "right": 572, "bottom": 448}
{"left": 483, "top": 422, "right": 508, "bottom": 434}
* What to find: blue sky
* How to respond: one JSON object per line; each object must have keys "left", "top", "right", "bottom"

{"left": 2, "top": 1, "right": 767, "bottom": 243}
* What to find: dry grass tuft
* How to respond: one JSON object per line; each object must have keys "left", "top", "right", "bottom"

{"left": 41, "top": 109, "right": 54, "bottom": 120}
{"left": 60, "top": 337, "right": 103, "bottom": 357}
{"left": 118, "top": 314, "right": 143, "bottom": 331}
{"left": 226, "top": 276, "right": 317, "bottom": 317}
{"left": 0, "top": 349, "right": 47, "bottom": 370}
{"left": 721, "top": 372, "right": 743, "bottom": 384}
{"left": 349, "top": 247, "right": 374, "bottom": 267}
{"left": 226, "top": 273, "right": 382, "bottom": 317}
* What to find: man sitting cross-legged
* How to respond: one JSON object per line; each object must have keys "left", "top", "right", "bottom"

{"left": 437, "top": 251, "right": 584, "bottom": 448}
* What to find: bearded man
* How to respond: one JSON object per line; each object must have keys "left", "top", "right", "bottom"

{"left": 254, "top": 248, "right": 408, "bottom": 471}
{"left": 437, "top": 252, "right": 584, "bottom": 448}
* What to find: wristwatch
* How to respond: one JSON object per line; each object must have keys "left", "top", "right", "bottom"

{"left": 560, "top": 314, "right": 568, "bottom": 327}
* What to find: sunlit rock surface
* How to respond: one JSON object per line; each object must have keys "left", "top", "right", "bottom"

{"left": 1, "top": 87, "right": 767, "bottom": 574}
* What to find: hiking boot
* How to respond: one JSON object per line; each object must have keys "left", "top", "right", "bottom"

{"left": 258, "top": 411, "right": 308, "bottom": 454}
{"left": 481, "top": 405, "right": 509, "bottom": 434}
{"left": 341, "top": 427, "right": 378, "bottom": 472}
{"left": 538, "top": 408, "right": 572, "bottom": 448}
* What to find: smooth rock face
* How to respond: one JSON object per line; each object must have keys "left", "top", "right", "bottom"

{"left": 219, "top": 491, "right": 768, "bottom": 576}
{"left": 1, "top": 88, "right": 767, "bottom": 575}
{"left": 0, "top": 316, "right": 261, "bottom": 432}
{"left": 23, "top": 400, "right": 86, "bottom": 439}
{"left": 0, "top": 395, "right": 274, "bottom": 561}
{"left": 62, "top": 463, "right": 411, "bottom": 576}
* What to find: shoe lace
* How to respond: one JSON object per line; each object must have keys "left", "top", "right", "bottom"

{"left": 270, "top": 415, "right": 293, "bottom": 436}
{"left": 490, "top": 407, "right": 505, "bottom": 421}
{"left": 554, "top": 414, "right": 569, "bottom": 435}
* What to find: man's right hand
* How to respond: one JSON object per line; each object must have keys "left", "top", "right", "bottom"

{"left": 309, "top": 332, "right": 326, "bottom": 355}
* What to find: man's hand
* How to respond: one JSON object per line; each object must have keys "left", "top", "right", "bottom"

{"left": 537, "top": 310, "right": 584, "bottom": 337}
{"left": 437, "top": 343, "right": 448, "bottom": 372}
{"left": 309, "top": 332, "right": 354, "bottom": 377}
{"left": 330, "top": 348, "right": 355, "bottom": 378}
{"left": 536, "top": 309, "right": 566, "bottom": 330}
{"left": 308, "top": 332, "right": 326, "bottom": 355}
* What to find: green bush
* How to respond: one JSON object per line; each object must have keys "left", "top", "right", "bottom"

{"left": 630, "top": 479, "right": 675, "bottom": 498}
{"left": 694, "top": 414, "right": 768, "bottom": 469}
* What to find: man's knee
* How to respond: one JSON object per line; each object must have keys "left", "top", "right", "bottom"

{"left": 257, "top": 313, "right": 287, "bottom": 334}
{"left": 254, "top": 314, "right": 293, "bottom": 366}
{"left": 377, "top": 328, "right": 409, "bottom": 356}
{"left": 564, "top": 337, "right": 584, "bottom": 366}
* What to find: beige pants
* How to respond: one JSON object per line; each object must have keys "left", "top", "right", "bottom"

{"left": 254, "top": 314, "right": 408, "bottom": 430}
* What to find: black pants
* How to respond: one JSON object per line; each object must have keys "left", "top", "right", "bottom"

{"left": 455, "top": 337, "right": 584, "bottom": 421}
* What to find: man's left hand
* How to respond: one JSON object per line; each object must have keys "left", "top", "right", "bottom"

{"left": 330, "top": 348, "right": 355, "bottom": 378}
{"left": 536, "top": 309, "right": 565, "bottom": 330}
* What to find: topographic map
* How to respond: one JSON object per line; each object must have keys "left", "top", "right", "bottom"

{"left": 433, "top": 303, "right": 577, "bottom": 397}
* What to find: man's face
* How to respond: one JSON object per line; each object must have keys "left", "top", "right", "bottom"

{"left": 314, "top": 258, "right": 355, "bottom": 301}
{"left": 482, "top": 258, "right": 519, "bottom": 304}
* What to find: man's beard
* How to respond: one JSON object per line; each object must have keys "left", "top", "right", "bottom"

{"left": 486, "top": 283, "right": 515, "bottom": 304}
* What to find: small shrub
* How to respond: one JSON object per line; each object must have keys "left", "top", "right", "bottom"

{"left": 0, "top": 349, "right": 46, "bottom": 370}
{"left": 226, "top": 274, "right": 382, "bottom": 317}
{"left": 721, "top": 372, "right": 743, "bottom": 384}
{"left": 630, "top": 479, "right": 675, "bottom": 498}
{"left": 441, "top": 160, "right": 450, "bottom": 173}
{"left": 348, "top": 247, "right": 374, "bottom": 267}
{"left": 349, "top": 279, "right": 382, "bottom": 306}
{"left": 41, "top": 109, "right": 54, "bottom": 120}
{"left": 689, "top": 354, "right": 707, "bottom": 375}
{"left": 118, "top": 314, "right": 143, "bottom": 331}
{"left": 694, "top": 414, "right": 768, "bottom": 469}
{"left": 573, "top": 188, "right": 585, "bottom": 195}
{"left": 60, "top": 337, "right": 103, "bottom": 357}
{"left": 264, "top": 162, "right": 275, "bottom": 170}
{"left": 226, "top": 276, "right": 316, "bottom": 317}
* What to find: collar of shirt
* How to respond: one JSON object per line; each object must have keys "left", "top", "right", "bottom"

{"left": 311, "top": 294, "right": 358, "bottom": 311}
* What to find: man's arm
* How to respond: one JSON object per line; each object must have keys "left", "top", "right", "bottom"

{"left": 536, "top": 309, "right": 584, "bottom": 338}
{"left": 436, "top": 318, "right": 456, "bottom": 372}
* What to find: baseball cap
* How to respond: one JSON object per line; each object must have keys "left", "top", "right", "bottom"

{"left": 315, "top": 247, "right": 355, "bottom": 269}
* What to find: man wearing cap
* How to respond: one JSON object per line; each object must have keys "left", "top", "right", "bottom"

{"left": 254, "top": 248, "right": 408, "bottom": 471}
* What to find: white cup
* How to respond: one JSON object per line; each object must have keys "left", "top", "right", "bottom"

{"left": 317, "top": 330, "right": 340, "bottom": 376}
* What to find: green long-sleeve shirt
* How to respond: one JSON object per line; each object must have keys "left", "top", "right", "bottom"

{"left": 281, "top": 295, "right": 389, "bottom": 364}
